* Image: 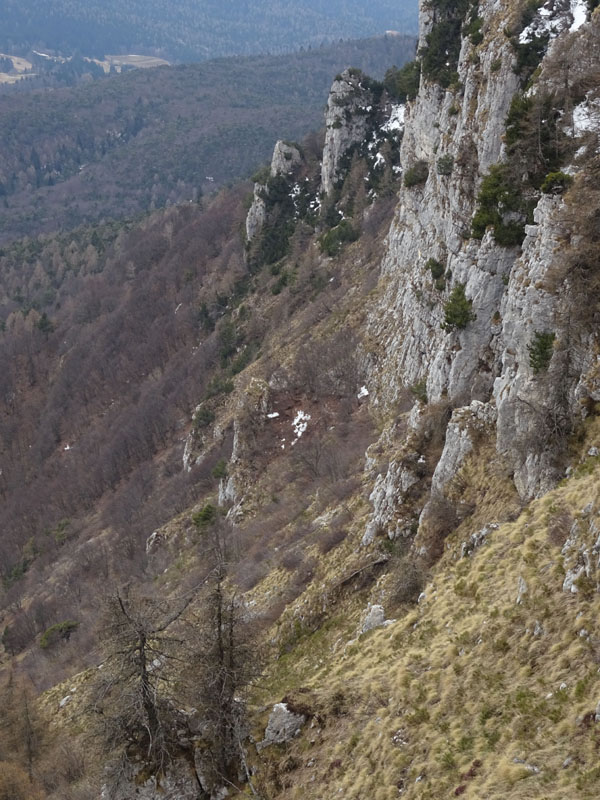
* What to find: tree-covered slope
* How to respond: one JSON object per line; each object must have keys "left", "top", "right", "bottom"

{"left": 0, "top": 34, "right": 415, "bottom": 242}
{"left": 0, "top": 0, "right": 418, "bottom": 61}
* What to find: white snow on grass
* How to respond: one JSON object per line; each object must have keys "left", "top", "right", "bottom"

{"left": 267, "top": 412, "right": 280, "bottom": 419}
{"left": 291, "top": 410, "right": 311, "bottom": 445}
{"left": 382, "top": 104, "right": 405, "bottom": 133}
{"left": 357, "top": 385, "right": 369, "bottom": 399}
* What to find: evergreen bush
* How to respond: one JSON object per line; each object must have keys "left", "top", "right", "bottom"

{"left": 442, "top": 284, "right": 476, "bottom": 330}
{"left": 404, "top": 160, "right": 429, "bottom": 187}
{"left": 528, "top": 330, "right": 555, "bottom": 373}
{"left": 471, "top": 163, "right": 526, "bottom": 246}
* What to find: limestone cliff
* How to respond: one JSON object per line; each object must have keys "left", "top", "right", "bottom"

{"left": 363, "top": 0, "right": 600, "bottom": 549}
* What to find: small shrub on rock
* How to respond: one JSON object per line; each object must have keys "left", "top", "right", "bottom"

{"left": 436, "top": 154, "right": 454, "bottom": 175}
{"left": 541, "top": 171, "right": 573, "bottom": 194}
{"left": 528, "top": 330, "right": 555, "bottom": 373}
{"left": 442, "top": 284, "right": 476, "bottom": 330}
{"left": 404, "top": 160, "right": 429, "bottom": 187}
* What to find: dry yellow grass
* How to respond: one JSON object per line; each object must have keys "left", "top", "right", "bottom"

{"left": 248, "top": 436, "right": 600, "bottom": 800}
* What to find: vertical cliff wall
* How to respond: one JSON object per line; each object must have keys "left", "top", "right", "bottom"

{"left": 365, "top": 0, "right": 599, "bottom": 510}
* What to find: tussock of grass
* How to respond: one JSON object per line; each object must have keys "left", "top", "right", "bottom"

{"left": 252, "top": 457, "right": 600, "bottom": 800}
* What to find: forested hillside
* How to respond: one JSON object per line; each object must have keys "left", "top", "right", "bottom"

{"left": 0, "top": 35, "right": 415, "bottom": 242}
{"left": 0, "top": 0, "right": 418, "bottom": 61}
{"left": 1, "top": 0, "right": 599, "bottom": 798}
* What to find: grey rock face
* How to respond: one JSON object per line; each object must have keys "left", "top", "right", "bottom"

{"left": 246, "top": 140, "right": 303, "bottom": 243}
{"left": 516, "top": 576, "right": 528, "bottom": 605}
{"left": 270, "top": 140, "right": 303, "bottom": 177}
{"left": 101, "top": 758, "right": 202, "bottom": 800}
{"left": 321, "top": 70, "right": 376, "bottom": 196}
{"left": 362, "top": 457, "right": 421, "bottom": 545}
{"left": 360, "top": 604, "right": 390, "bottom": 634}
{"left": 431, "top": 401, "right": 497, "bottom": 495}
{"left": 365, "top": 0, "right": 599, "bottom": 503}
{"left": 492, "top": 194, "right": 593, "bottom": 499}
{"left": 258, "top": 703, "right": 306, "bottom": 750}
{"left": 245, "top": 183, "right": 267, "bottom": 242}
{"left": 460, "top": 523, "right": 498, "bottom": 558}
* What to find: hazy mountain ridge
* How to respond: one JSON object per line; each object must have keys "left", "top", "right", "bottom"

{"left": 0, "top": 0, "right": 418, "bottom": 61}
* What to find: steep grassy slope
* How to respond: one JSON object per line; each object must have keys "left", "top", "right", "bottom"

{"left": 1, "top": 2, "right": 600, "bottom": 798}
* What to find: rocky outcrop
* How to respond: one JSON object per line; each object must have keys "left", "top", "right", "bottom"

{"left": 245, "top": 184, "right": 267, "bottom": 242}
{"left": 246, "top": 140, "right": 304, "bottom": 243}
{"left": 270, "top": 140, "right": 303, "bottom": 177}
{"left": 431, "top": 401, "right": 497, "bottom": 495}
{"left": 101, "top": 758, "right": 205, "bottom": 800}
{"left": 258, "top": 702, "right": 306, "bottom": 750}
{"left": 321, "top": 69, "right": 378, "bottom": 196}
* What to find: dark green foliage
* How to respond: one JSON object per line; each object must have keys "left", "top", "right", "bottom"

{"left": 508, "top": 1, "right": 550, "bottom": 81}
{"left": 463, "top": 12, "right": 484, "bottom": 46}
{"left": 39, "top": 620, "right": 79, "bottom": 649}
{"left": 251, "top": 173, "right": 297, "bottom": 269}
{"left": 192, "top": 503, "right": 218, "bottom": 528}
{"left": 420, "top": 19, "right": 462, "bottom": 87}
{"left": 35, "top": 313, "right": 54, "bottom": 336}
{"left": 217, "top": 318, "right": 238, "bottom": 365}
{"left": 426, "top": 257, "right": 445, "bottom": 279}
{"left": 528, "top": 331, "right": 555, "bottom": 374}
{"left": 505, "top": 93, "right": 534, "bottom": 148}
{"left": 404, "top": 160, "right": 429, "bottom": 187}
{"left": 383, "top": 60, "right": 421, "bottom": 102}
{"left": 513, "top": 35, "right": 549, "bottom": 79}
{"left": 271, "top": 269, "right": 294, "bottom": 294}
{"left": 193, "top": 406, "right": 216, "bottom": 430}
{"left": 436, "top": 155, "right": 454, "bottom": 176}
{"left": 541, "top": 171, "right": 573, "bottom": 194}
{"left": 251, "top": 165, "right": 271, "bottom": 184}
{"left": 410, "top": 380, "right": 428, "bottom": 404}
{"left": 505, "top": 92, "right": 566, "bottom": 189}
{"left": 471, "top": 164, "right": 526, "bottom": 246}
{"left": 442, "top": 284, "right": 476, "bottom": 330}
{"left": 419, "top": 0, "right": 474, "bottom": 86}
{"left": 230, "top": 346, "right": 255, "bottom": 374}
{"left": 211, "top": 460, "right": 228, "bottom": 480}
{"left": 204, "top": 374, "right": 235, "bottom": 399}
{"left": 319, "top": 219, "right": 359, "bottom": 257}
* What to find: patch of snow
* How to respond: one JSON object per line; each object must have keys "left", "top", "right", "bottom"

{"left": 357, "top": 385, "right": 369, "bottom": 399}
{"left": 59, "top": 695, "right": 72, "bottom": 708}
{"left": 291, "top": 410, "right": 311, "bottom": 444}
{"left": 267, "top": 412, "right": 280, "bottom": 419}
{"left": 382, "top": 104, "right": 405, "bottom": 134}
{"left": 374, "top": 152, "right": 386, "bottom": 168}
{"left": 520, "top": 0, "right": 588, "bottom": 44}
{"left": 63, "top": 444, "right": 72, "bottom": 451}
{"left": 570, "top": 0, "right": 588, "bottom": 31}
{"left": 572, "top": 97, "right": 600, "bottom": 135}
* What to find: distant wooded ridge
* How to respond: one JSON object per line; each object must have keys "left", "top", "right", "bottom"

{"left": 0, "top": 0, "right": 418, "bottom": 62}
{"left": 0, "top": 34, "right": 416, "bottom": 242}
